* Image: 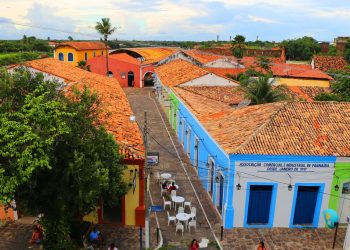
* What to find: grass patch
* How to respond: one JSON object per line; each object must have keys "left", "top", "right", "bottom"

{"left": 0, "top": 52, "right": 41, "bottom": 66}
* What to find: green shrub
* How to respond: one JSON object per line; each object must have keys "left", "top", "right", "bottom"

{"left": 0, "top": 52, "right": 40, "bottom": 66}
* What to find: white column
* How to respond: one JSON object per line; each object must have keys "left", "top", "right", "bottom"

{"left": 344, "top": 219, "right": 350, "bottom": 250}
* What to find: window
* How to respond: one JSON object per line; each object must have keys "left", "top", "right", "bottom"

{"left": 84, "top": 52, "right": 88, "bottom": 61}
{"left": 68, "top": 53, "right": 74, "bottom": 62}
{"left": 94, "top": 51, "right": 96, "bottom": 57}
{"left": 58, "top": 52, "right": 64, "bottom": 61}
{"left": 101, "top": 51, "right": 104, "bottom": 55}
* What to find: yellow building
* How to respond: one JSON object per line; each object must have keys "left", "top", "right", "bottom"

{"left": 54, "top": 42, "right": 108, "bottom": 66}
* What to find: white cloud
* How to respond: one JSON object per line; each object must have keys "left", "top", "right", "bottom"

{"left": 248, "top": 15, "right": 280, "bottom": 24}
{"left": 310, "top": 8, "right": 350, "bottom": 19}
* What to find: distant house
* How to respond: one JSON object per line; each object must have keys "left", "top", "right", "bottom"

{"left": 88, "top": 47, "right": 178, "bottom": 88}
{"left": 312, "top": 55, "right": 348, "bottom": 72}
{"left": 54, "top": 42, "right": 108, "bottom": 66}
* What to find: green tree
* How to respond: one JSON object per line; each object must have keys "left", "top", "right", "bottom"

{"left": 239, "top": 75, "right": 288, "bottom": 105}
{"left": 68, "top": 36, "right": 74, "bottom": 41}
{"left": 0, "top": 67, "right": 128, "bottom": 249}
{"left": 231, "top": 34, "right": 246, "bottom": 58}
{"left": 255, "top": 56, "right": 272, "bottom": 71}
{"left": 77, "top": 60, "right": 91, "bottom": 71}
{"left": 314, "top": 92, "right": 342, "bottom": 102}
{"left": 344, "top": 41, "right": 350, "bottom": 63}
{"left": 95, "top": 18, "right": 117, "bottom": 75}
{"left": 282, "top": 36, "right": 320, "bottom": 61}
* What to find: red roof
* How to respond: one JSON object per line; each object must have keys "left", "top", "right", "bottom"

{"left": 313, "top": 56, "right": 348, "bottom": 72}
{"left": 109, "top": 53, "right": 141, "bottom": 65}
{"left": 56, "top": 42, "right": 108, "bottom": 51}
{"left": 206, "top": 68, "right": 246, "bottom": 78}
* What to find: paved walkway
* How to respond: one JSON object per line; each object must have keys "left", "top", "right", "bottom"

{"left": 125, "top": 88, "right": 222, "bottom": 249}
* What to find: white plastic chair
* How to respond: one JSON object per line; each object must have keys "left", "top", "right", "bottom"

{"left": 184, "top": 198, "right": 192, "bottom": 211}
{"left": 170, "top": 190, "right": 176, "bottom": 197}
{"left": 167, "top": 211, "right": 176, "bottom": 226}
{"left": 160, "top": 184, "right": 167, "bottom": 197}
{"left": 189, "top": 206, "right": 196, "bottom": 220}
{"left": 175, "top": 222, "right": 184, "bottom": 236}
{"left": 188, "top": 219, "right": 196, "bottom": 232}
{"left": 178, "top": 206, "right": 184, "bottom": 214}
{"left": 199, "top": 238, "right": 209, "bottom": 248}
{"left": 163, "top": 196, "right": 171, "bottom": 210}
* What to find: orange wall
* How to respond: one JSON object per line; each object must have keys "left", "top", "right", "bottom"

{"left": 88, "top": 56, "right": 155, "bottom": 88}
{"left": 0, "top": 205, "right": 15, "bottom": 220}
{"left": 276, "top": 78, "right": 330, "bottom": 88}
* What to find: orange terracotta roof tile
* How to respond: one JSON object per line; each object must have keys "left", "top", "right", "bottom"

{"left": 236, "top": 102, "right": 350, "bottom": 156}
{"left": 112, "top": 47, "right": 178, "bottom": 64}
{"left": 109, "top": 53, "right": 141, "bottom": 65}
{"left": 201, "top": 102, "right": 350, "bottom": 156}
{"left": 171, "top": 87, "right": 232, "bottom": 121}
{"left": 206, "top": 68, "right": 246, "bottom": 78}
{"left": 56, "top": 42, "right": 108, "bottom": 51}
{"left": 180, "top": 86, "right": 244, "bottom": 105}
{"left": 202, "top": 103, "right": 284, "bottom": 154}
{"left": 155, "top": 59, "right": 209, "bottom": 87}
{"left": 24, "top": 58, "right": 144, "bottom": 159}
{"left": 313, "top": 56, "right": 348, "bottom": 72}
{"left": 183, "top": 50, "right": 224, "bottom": 64}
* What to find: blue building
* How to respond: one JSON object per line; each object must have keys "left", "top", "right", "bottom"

{"left": 155, "top": 60, "right": 349, "bottom": 229}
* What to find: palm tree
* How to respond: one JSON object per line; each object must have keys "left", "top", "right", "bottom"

{"left": 95, "top": 18, "right": 116, "bottom": 76}
{"left": 239, "top": 75, "right": 288, "bottom": 105}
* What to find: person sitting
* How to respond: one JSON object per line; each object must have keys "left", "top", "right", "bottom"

{"left": 162, "top": 180, "right": 168, "bottom": 190}
{"left": 28, "top": 225, "right": 43, "bottom": 245}
{"left": 108, "top": 242, "right": 118, "bottom": 250}
{"left": 168, "top": 182, "right": 177, "bottom": 192}
{"left": 89, "top": 226, "right": 102, "bottom": 247}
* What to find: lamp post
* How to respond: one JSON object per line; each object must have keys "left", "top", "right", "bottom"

{"left": 143, "top": 112, "right": 151, "bottom": 249}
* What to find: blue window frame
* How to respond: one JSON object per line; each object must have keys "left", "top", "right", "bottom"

{"left": 289, "top": 183, "right": 324, "bottom": 228}
{"left": 58, "top": 52, "right": 64, "bottom": 61}
{"left": 244, "top": 182, "right": 278, "bottom": 228}
{"left": 84, "top": 52, "right": 88, "bottom": 61}
{"left": 68, "top": 53, "right": 74, "bottom": 62}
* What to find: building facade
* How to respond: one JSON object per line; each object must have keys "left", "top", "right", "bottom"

{"left": 54, "top": 42, "right": 108, "bottom": 66}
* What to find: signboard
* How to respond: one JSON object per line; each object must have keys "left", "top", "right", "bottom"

{"left": 150, "top": 205, "right": 163, "bottom": 212}
{"left": 147, "top": 152, "right": 159, "bottom": 166}
{"left": 236, "top": 161, "right": 332, "bottom": 172}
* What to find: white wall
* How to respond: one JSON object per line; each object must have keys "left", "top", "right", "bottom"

{"left": 9, "top": 67, "right": 66, "bottom": 86}
{"left": 204, "top": 59, "right": 244, "bottom": 68}
{"left": 180, "top": 73, "right": 239, "bottom": 87}
{"left": 233, "top": 161, "right": 334, "bottom": 228}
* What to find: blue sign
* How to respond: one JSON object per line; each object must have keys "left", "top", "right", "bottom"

{"left": 150, "top": 205, "right": 163, "bottom": 212}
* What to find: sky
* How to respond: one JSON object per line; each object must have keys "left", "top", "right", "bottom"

{"left": 0, "top": 0, "right": 349, "bottom": 42}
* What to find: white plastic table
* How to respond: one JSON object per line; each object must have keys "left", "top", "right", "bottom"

{"left": 176, "top": 212, "right": 190, "bottom": 228}
{"left": 161, "top": 173, "right": 172, "bottom": 179}
{"left": 172, "top": 196, "right": 185, "bottom": 209}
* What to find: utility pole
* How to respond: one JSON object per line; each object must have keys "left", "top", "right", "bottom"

{"left": 144, "top": 112, "right": 150, "bottom": 249}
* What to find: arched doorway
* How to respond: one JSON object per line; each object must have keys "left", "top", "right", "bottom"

{"left": 108, "top": 71, "right": 113, "bottom": 78}
{"left": 128, "top": 71, "right": 134, "bottom": 87}
{"left": 144, "top": 72, "right": 154, "bottom": 87}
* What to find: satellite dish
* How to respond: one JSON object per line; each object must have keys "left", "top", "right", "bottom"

{"left": 323, "top": 209, "right": 339, "bottom": 228}
{"left": 237, "top": 99, "right": 251, "bottom": 108}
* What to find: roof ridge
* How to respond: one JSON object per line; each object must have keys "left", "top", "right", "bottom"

{"left": 232, "top": 102, "right": 288, "bottom": 154}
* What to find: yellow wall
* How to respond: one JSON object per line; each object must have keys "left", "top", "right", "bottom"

{"left": 83, "top": 207, "right": 98, "bottom": 224}
{"left": 124, "top": 164, "right": 140, "bottom": 226}
{"left": 54, "top": 46, "right": 107, "bottom": 66}
{"left": 276, "top": 78, "right": 330, "bottom": 88}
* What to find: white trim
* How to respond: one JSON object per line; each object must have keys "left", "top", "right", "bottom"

{"left": 187, "top": 127, "right": 192, "bottom": 155}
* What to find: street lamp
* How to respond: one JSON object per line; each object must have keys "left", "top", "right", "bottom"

{"left": 287, "top": 173, "right": 293, "bottom": 191}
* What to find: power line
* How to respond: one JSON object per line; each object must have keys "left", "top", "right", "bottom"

{"left": 0, "top": 20, "right": 100, "bottom": 39}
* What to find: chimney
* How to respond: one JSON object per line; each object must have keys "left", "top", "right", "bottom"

{"left": 320, "top": 42, "right": 330, "bottom": 54}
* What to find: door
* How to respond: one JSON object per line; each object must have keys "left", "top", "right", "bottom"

{"left": 208, "top": 159, "right": 215, "bottom": 197}
{"left": 128, "top": 71, "right": 134, "bottom": 87}
{"left": 293, "top": 186, "right": 319, "bottom": 225}
{"left": 247, "top": 185, "right": 273, "bottom": 225}
{"left": 339, "top": 182, "right": 350, "bottom": 224}
{"left": 187, "top": 127, "right": 191, "bottom": 156}
{"left": 194, "top": 137, "right": 199, "bottom": 170}
{"left": 181, "top": 119, "right": 185, "bottom": 146}
{"left": 216, "top": 174, "right": 224, "bottom": 214}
